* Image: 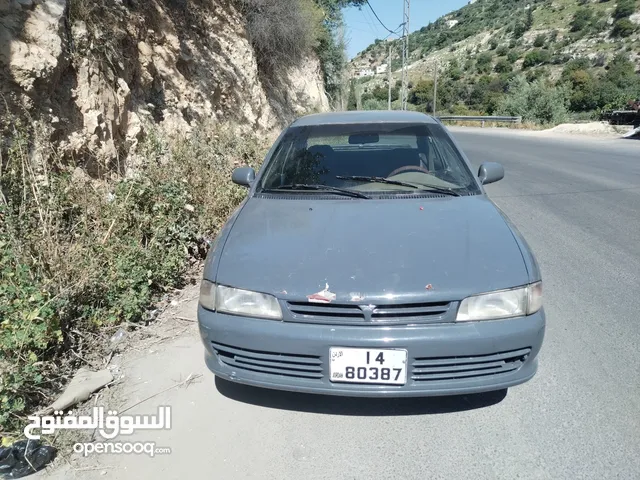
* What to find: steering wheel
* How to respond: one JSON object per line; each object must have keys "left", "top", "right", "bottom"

{"left": 387, "top": 165, "right": 431, "bottom": 177}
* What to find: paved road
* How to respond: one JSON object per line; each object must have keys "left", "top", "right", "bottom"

{"left": 46, "top": 129, "right": 640, "bottom": 480}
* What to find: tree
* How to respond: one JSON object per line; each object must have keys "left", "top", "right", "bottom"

{"left": 408, "top": 79, "right": 434, "bottom": 107}
{"left": 370, "top": 85, "right": 398, "bottom": 102}
{"left": 497, "top": 75, "right": 569, "bottom": 125}
{"left": 561, "top": 69, "right": 599, "bottom": 111}
{"left": 496, "top": 45, "right": 509, "bottom": 57}
{"left": 612, "top": 18, "right": 636, "bottom": 37}
{"left": 614, "top": 0, "right": 636, "bottom": 19}
{"left": 347, "top": 80, "right": 357, "bottom": 110}
{"left": 525, "top": 7, "right": 534, "bottom": 30}
{"left": 570, "top": 7, "right": 594, "bottom": 32}
{"left": 476, "top": 52, "right": 494, "bottom": 74}
{"left": 523, "top": 49, "right": 551, "bottom": 68}
{"left": 513, "top": 21, "right": 527, "bottom": 38}
{"left": 448, "top": 63, "right": 463, "bottom": 80}
{"left": 495, "top": 59, "right": 512, "bottom": 73}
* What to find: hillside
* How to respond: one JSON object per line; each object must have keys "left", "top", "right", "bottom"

{"left": 349, "top": 0, "right": 640, "bottom": 124}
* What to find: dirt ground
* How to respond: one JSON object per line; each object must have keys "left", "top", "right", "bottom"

{"left": 38, "top": 280, "right": 203, "bottom": 478}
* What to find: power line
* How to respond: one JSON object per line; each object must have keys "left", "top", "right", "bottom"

{"left": 365, "top": 0, "right": 399, "bottom": 36}
{"left": 360, "top": 6, "right": 383, "bottom": 35}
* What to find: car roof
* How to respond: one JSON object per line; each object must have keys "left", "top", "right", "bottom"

{"left": 290, "top": 110, "right": 438, "bottom": 127}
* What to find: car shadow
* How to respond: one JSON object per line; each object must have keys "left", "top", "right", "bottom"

{"left": 214, "top": 377, "right": 507, "bottom": 416}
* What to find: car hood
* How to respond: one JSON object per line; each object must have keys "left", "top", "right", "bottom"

{"left": 215, "top": 195, "right": 529, "bottom": 303}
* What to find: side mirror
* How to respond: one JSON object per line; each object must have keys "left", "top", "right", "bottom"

{"left": 232, "top": 167, "right": 255, "bottom": 187}
{"left": 478, "top": 162, "right": 504, "bottom": 185}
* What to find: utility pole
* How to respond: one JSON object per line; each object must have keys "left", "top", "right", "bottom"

{"left": 337, "top": 21, "right": 346, "bottom": 111}
{"left": 432, "top": 60, "right": 438, "bottom": 117}
{"left": 401, "top": 0, "right": 410, "bottom": 110}
{"left": 388, "top": 44, "right": 392, "bottom": 110}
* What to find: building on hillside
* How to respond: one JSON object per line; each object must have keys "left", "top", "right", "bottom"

{"left": 356, "top": 68, "right": 375, "bottom": 77}
{"left": 376, "top": 64, "right": 388, "bottom": 74}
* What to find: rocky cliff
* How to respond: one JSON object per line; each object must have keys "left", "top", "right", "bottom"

{"left": 0, "top": 0, "right": 330, "bottom": 172}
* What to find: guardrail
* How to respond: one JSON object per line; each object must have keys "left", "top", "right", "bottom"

{"left": 437, "top": 115, "right": 522, "bottom": 127}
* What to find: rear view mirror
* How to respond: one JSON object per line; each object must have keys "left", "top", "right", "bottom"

{"left": 349, "top": 133, "right": 379, "bottom": 145}
{"left": 478, "top": 162, "right": 504, "bottom": 185}
{"left": 232, "top": 167, "right": 255, "bottom": 187}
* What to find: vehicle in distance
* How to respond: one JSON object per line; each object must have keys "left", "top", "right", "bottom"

{"left": 197, "top": 110, "right": 545, "bottom": 397}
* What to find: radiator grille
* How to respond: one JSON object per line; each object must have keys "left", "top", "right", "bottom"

{"left": 286, "top": 301, "right": 453, "bottom": 325}
{"left": 411, "top": 348, "right": 531, "bottom": 382}
{"left": 212, "top": 342, "right": 323, "bottom": 379}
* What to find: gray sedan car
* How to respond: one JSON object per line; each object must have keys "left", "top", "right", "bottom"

{"left": 197, "top": 110, "right": 545, "bottom": 397}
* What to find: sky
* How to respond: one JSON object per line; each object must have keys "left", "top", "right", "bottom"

{"left": 342, "top": 0, "right": 469, "bottom": 59}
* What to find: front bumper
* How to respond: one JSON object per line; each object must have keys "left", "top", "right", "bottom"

{"left": 198, "top": 306, "right": 545, "bottom": 397}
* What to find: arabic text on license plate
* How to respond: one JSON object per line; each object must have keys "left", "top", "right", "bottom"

{"left": 329, "top": 348, "right": 407, "bottom": 385}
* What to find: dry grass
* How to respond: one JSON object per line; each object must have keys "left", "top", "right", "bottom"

{"left": 0, "top": 117, "right": 269, "bottom": 438}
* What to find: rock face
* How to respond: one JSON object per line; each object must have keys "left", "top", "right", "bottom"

{"left": 0, "top": 0, "right": 330, "bottom": 171}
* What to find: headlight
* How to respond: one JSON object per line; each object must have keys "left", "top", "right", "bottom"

{"left": 456, "top": 282, "right": 542, "bottom": 322}
{"left": 199, "top": 280, "right": 216, "bottom": 311}
{"left": 199, "top": 281, "right": 283, "bottom": 319}
{"left": 217, "top": 284, "right": 283, "bottom": 319}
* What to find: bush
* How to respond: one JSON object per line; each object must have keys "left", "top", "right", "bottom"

{"left": 614, "top": 0, "right": 636, "bottom": 19}
{"left": 612, "top": 18, "right": 636, "bottom": 37}
{"left": 533, "top": 34, "right": 546, "bottom": 47}
{"left": 495, "top": 59, "right": 512, "bottom": 73}
{"left": 570, "top": 7, "right": 594, "bottom": 32}
{"left": 497, "top": 75, "right": 569, "bottom": 125}
{"left": 476, "top": 52, "right": 494, "bottom": 74}
{"left": 448, "top": 64, "right": 463, "bottom": 81}
{"left": 239, "top": 0, "right": 366, "bottom": 99}
{"left": 239, "top": 0, "right": 324, "bottom": 73}
{"left": 0, "top": 119, "right": 268, "bottom": 434}
{"left": 496, "top": 45, "right": 509, "bottom": 57}
{"left": 513, "top": 21, "right": 527, "bottom": 38}
{"left": 362, "top": 98, "right": 388, "bottom": 111}
{"left": 408, "top": 79, "right": 434, "bottom": 106}
{"left": 507, "top": 50, "right": 520, "bottom": 63}
{"left": 523, "top": 49, "right": 551, "bottom": 68}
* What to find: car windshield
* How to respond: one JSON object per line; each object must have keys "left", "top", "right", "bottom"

{"left": 257, "top": 122, "right": 480, "bottom": 196}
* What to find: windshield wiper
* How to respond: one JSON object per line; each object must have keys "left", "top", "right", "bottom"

{"left": 336, "top": 176, "right": 461, "bottom": 197}
{"left": 263, "top": 184, "right": 370, "bottom": 199}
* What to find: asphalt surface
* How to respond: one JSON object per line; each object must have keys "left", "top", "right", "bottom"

{"left": 46, "top": 128, "right": 640, "bottom": 480}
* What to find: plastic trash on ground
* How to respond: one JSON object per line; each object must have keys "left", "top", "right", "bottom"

{"left": 0, "top": 440, "right": 56, "bottom": 478}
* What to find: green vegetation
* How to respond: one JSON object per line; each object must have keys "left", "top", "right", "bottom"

{"left": 615, "top": 0, "right": 637, "bottom": 19}
{"left": 0, "top": 119, "right": 268, "bottom": 435}
{"left": 352, "top": 0, "right": 640, "bottom": 124}
{"left": 497, "top": 75, "right": 569, "bottom": 124}
{"left": 612, "top": 18, "right": 636, "bottom": 37}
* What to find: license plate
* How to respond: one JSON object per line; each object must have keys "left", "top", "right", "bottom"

{"left": 329, "top": 348, "right": 408, "bottom": 385}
